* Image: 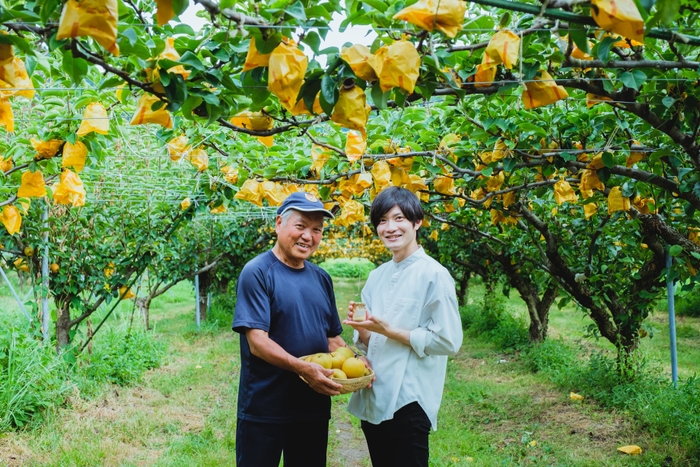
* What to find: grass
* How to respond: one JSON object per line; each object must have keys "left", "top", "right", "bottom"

{"left": 1, "top": 271, "right": 699, "bottom": 466}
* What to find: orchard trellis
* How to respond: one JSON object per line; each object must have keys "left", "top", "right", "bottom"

{"left": 0, "top": 0, "right": 696, "bottom": 367}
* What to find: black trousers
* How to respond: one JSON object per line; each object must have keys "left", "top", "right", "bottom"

{"left": 361, "top": 402, "right": 431, "bottom": 467}
{"left": 235, "top": 418, "right": 329, "bottom": 467}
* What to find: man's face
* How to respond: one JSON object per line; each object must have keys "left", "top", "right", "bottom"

{"left": 274, "top": 210, "right": 325, "bottom": 268}
{"left": 376, "top": 205, "right": 420, "bottom": 257}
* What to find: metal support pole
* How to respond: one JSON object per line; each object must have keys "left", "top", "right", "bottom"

{"left": 194, "top": 274, "right": 201, "bottom": 331}
{"left": 207, "top": 291, "right": 211, "bottom": 314}
{"left": 666, "top": 249, "right": 678, "bottom": 385}
{"left": 42, "top": 206, "right": 50, "bottom": 343}
{"left": 0, "top": 264, "right": 32, "bottom": 322}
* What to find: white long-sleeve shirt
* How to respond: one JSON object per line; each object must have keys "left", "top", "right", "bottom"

{"left": 348, "top": 247, "right": 463, "bottom": 430}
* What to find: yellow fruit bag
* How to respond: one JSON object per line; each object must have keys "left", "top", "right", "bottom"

{"left": 311, "top": 145, "right": 331, "bottom": 175}
{"left": 53, "top": 169, "right": 86, "bottom": 207}
{"left": 522, "top": 70, "right": 569, "bottom": 110}
{"left": 159, "top": 37, "right": 190, "bottom": 79}
{"left": 77, "top": 102, "right": 110, "bottom": 136}
{"left": 221, "top": 165, "right": 239, "bottom": 184}
{"left": 243, "top": 37, "right": 271, "bottom": 72}
{"left": 180, "top": 197, "right": 191, "bottom": 210}
{"left": 334, "top": 199, "right": 365, "bottom": 227}
{"left": 345, "top": 130, "right": 366, "bottom": 162}
{"left": 1, "top": 205, "right": 21, "bottom": 235}
{"left": 187, "top": 148, "right": 209, "bottom": 172}
{"left": 331, "top": 82, "right": 370, "bottom": 134}
{"left": 62, "top": 141, "right": 88, "bottom": 172}
{"left": 482, "top": 30, "right": 520, "bottom": 70}
{"left": 11, "top": 58, "right": 34, "bottom": 98}
{"left": 130, "top": 93, "right": 173, "bottom": 128}
{"left": 235, "top": 179, "right": 263, "bottom": 207}
{"left": 268, "top": 39, "right": 308, "bottom": 112}
{"left": 591, "top": 0, "right": 644, "bottom": 43}
{"left": 608, "top": 186, "right": 630, "bottom": 213}
{"left": 371, "top": 160, "right": 392, "bottom": 189}
{"left": 32, "top": 138, "right": 63, "bottom": 159}
{"left": 17, "top": 170, "right": 47, "bottom": 198}
{"left": 166, "top": 135, "right": 190, "bottom": 161}
{"left": 156, "top": 0, "right": 175, "bottom": 26}
{"left": 340, "top": 44, "right": 377, "bottom": 82}
{"left": 393, "top": 0, "right": 466, "bottom": 38}
{"left": 289, "top": 93, "right": 323, "bottom": 116}
{"left": 210, "top": 203, "right": 227, "bottom": 214}
{"left": 261, "top": 180, "right": 286, "bottom": 206}
{"left": 554, "top": 179, "right": 578, "bottom": 204}
{"left": 56, "top": 0, "right": 120, "bottom": 56}
{"left": 373, "top": 41, "right": 421, "bottom": 94}
{"left": 0, "top": 97, "right": 13, "bottom": 132}
{"left": 434, "top": 176, "right": 456, "bottom": 195}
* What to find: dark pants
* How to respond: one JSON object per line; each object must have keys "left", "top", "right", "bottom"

{"left": 361, "top": 402, "right": 431, "bottom": 467}
{"left": 236, "top": 418, "right": 329, "bottom": 467}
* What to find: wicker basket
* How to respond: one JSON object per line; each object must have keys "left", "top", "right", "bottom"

{"left": 299, "top": 355, "right": 374, "bottom": 394}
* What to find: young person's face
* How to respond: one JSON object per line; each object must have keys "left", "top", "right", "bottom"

{"left": 274, "top": 210, "right": 325, "bottom": 268}
{"left": 376, "top": 205, "right": 420, "bottom": 261}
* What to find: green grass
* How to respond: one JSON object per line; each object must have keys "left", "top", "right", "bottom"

{"left": 2, "top": 273, "right": 700, "bottom": 466}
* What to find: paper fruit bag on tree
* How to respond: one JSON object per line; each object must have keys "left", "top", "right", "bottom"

{"left": 591, "top": 0, "right": 644, "bottom": 43}
{"left": 522, "top": 70, "right": 569, "bottom": 110}
{"left": 130, "top": 94, "right": 173, "bottom": 128}
{"left": 340, "top": 44, "right": 377, "bottom": 82}
{"left": 268, "top": 39, "right": 308, "bottom": 112}
{"left": 393, "top": 0, "right": 466, "bottom": 38}
{"left": 373, "top": 41, "right": 421, "bottom": 94}
{"left": 56, "top": 0, "right": 120, "bottom": 56}
{"left": 53, "top": 169, "right": 86, "bottom": 207}
{"left": 77, "top": 102, "right": 110, "bottom": 136}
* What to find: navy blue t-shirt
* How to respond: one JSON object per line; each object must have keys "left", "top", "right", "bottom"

{"left": 233, "top": 250, "right": 343, "bottom": 423}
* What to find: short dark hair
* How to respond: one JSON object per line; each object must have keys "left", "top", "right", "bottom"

{"left": 370, "top": 187, "right": 424, "bottom": 229}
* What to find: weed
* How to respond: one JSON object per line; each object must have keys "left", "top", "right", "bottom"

{"left": 318, "top": 258, "right": 375, "bottom": 280}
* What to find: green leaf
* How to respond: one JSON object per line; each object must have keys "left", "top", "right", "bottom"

{"left": 569, "top": 25, "right": 590, "bottom": 54}
{"left": 320, "top": 74, "right": 338, "bottom": 113}
{"left": 499, "top": 11, "right": 511, "bottom": 29}
{"left": 172, "top": 0, "right": 189, "bottom": 15}
{"left": 602, "top": 152, "right": 614, "bottom": 168}
{"left": 593, "top": 36, "right": 617, "bottom": 63}
{"left": 62, "top": 51, "right": 88, "bottom": 85}
{"left": 669, "top": 244, "right": 683, "bottom": 257}
{"left": 370, "top": 81, "right": 388, "bottom": 110}
{"left": 619, "top": 70, "right": 646, "bottom": 90}
{"left": 394, "top": 88, "right": 407, "bottom": 107}
{"left": 647, "top": 0, "right": 680, "bottom": 27}
{"left": 181, "top": 95, "right": 203, "bottom": 120}
{"left": 361, "top": 0, "right": 388, "bottom": 12}
{"left": 205, "top": 102, "right": 223, "bottom": 126}
{"left": 303, "top": 31, "right": 322, "bottom": 55}
{"left": 178, "top": 51, "right": 205, "bottom": 71}
{"left": 662, "top": 96, "right": 675, "bottom": 108}
{"left": 286, "top": 1, "right": 307, "bottom": 21}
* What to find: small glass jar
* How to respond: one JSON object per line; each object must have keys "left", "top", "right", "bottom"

{"left": 353, "top": 302, "right": 367, "bottom": 322}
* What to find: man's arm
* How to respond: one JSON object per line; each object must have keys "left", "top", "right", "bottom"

{"left": 327, "top": 335, "right": 348, "bottom": 352}
{"left": 245, "top": 329, "right": 343, "bottom": 396}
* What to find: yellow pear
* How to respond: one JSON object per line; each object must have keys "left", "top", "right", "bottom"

{"left": 334, "top": 347, "right": 355, "bottom": 359}
{"left": 342, "top": 357, "right": 366, "bottom": 378}
{"left": 309, "top": 352, "right": 332, "bottom": 369}
{"left": 330, "top": 369, "right": 347, "bottom": 379}
{"left": 330, "top": 351, "right": 348, "bottom": 369}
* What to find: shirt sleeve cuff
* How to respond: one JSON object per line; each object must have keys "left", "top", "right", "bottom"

{"left": 353, "top": 330, "right": 369, "bottom": 353}
{"left": 409, "top": 328, "right": 428, "bottom": 358}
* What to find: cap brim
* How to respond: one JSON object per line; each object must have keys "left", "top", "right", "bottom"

{"left": 279, "top": 206, "right": 335, "bottom": 219}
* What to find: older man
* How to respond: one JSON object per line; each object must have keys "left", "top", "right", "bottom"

{"left": 233, "top": 192, "right": 346, "bottom": 467}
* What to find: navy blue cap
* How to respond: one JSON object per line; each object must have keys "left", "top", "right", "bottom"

{"left": 277, "top": 192, "right": 334, "bottom": 218}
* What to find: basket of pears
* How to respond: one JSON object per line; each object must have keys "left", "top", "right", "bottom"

{"left": 300, "top": 347, "right": 374, "bottom": 394}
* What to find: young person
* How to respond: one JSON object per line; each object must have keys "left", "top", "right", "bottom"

{"left": 233, "top": 192, "right": 346, "bottom": 467}
{"left": 345, "top": 186, "right": 463, "bottom": 467}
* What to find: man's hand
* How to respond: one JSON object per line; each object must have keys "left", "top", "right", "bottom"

{"left": 298, "top": 361, "right": 343, "bottom": 396}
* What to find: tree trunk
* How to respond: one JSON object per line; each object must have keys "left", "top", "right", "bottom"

{"left": 197, "top": 272, "right": 211, "bottom": 322}
{"left": 457, "top": 271, "right": 470, "bottom": 307}
{"left": 135, "top": 296, "right": 153, "bottom": 330}
{"left": 55, "top": 294, "right": 72, "bottom": 352}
